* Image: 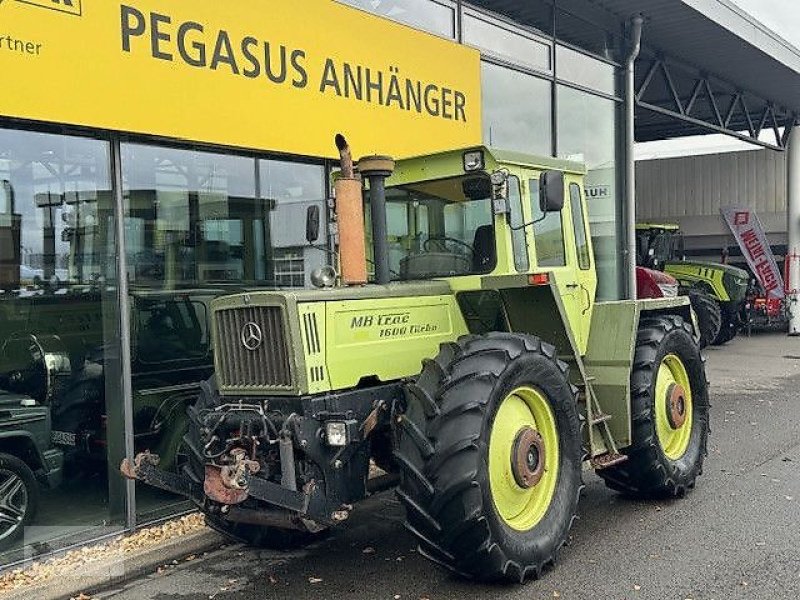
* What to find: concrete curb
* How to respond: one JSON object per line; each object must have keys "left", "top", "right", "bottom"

{"left": 4, "top": 528, "right": 226, "bottom": 600}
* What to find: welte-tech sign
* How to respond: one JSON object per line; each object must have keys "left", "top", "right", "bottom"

{"left": 0, "top": 0, "right": 481, "bottom": 158}
{"left": 720, "top": 206, "right": 784, "bottom": 299}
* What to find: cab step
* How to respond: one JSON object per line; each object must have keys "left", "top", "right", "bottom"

{"left": 590, "top": 453, "right": 628, "bottom": 470}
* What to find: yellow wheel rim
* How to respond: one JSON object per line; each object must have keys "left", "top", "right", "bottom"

{"left": 654, "top": 354, "right": 694, "bottom": 460}
{"left": 488, "top": 386, "right": 559, "bottom": 531}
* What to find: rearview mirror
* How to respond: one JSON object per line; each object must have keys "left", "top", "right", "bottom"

{"left": 306, "top": 205, "right": 321, "bottom": 244}
{"left": 539, "top": 171, "right": 564, "bottom": 213}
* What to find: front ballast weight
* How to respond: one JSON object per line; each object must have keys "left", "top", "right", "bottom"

{"left": 121, "top": 383, "right": 399, "bottom": 533}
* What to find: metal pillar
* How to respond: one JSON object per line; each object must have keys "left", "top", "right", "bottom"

{"left": 624, "top": 16, "right": 644, "bottom": 299}
{"left": 787, "top": 126, "right": 800, "bottom": 335}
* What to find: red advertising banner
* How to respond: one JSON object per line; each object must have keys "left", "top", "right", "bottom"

{"left": 720, "top": 206, "right": 784, "bottom": 299}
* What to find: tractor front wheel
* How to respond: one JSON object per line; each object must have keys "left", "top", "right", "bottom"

{"left": 394, "top": 333, "right": 583, "bottom": 582}
{"left": 598, "top": 315, "right": 709, "bottom": 497}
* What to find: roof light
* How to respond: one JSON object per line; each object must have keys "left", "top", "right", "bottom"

{"left": 463, "top": 150, "right": 485, "bottom": 172}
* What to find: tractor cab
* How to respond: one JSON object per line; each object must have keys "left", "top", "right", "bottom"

{"left": 636, "top": 223, "right": 684, "bottom": 269}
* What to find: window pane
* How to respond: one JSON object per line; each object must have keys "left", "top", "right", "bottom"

{"left": 556, "top": 9, "right": 621, "bottom": 61}
{"left": 336, "top": 0, "right": 455, "bottom": 38}
{"left": 260, "top": 160, "right": 327, "bottom": 289}
{"left": 0, "top": 128, "right": 121, "bottom": 562}
{"left": 377, "top": 175, "right": 496, "bottom": 280}
{"left": 463, "top": 14, "right": 551, "bottom": 72}
{"left": 556, "top": 85, "right": 619, "bottom": 298}
{"left": 508, "top": 176, "right": 529, "bottom": 272}
{"left": 482, "top": 62, "right": 552, "bottom": 156}
{"left": 556, "top": 45, "right": 616, "bottom": 96}
{"left": 530, "top": 178, "right": 566, "bottom": 267}
{"left": 570, "top": 183, "right": 591, "bottom": 269}
{"left": 120, "top": 145, "right": 326, "bottom": 519}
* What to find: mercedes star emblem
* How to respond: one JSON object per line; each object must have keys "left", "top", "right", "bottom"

{"left": 240, "top": 321, "right": 263, "bottom": 351}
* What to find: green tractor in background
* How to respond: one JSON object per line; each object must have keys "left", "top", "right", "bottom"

{"left": 124, "top": 144, "right": 710, "bottom": 583}
{"left": 636, "top": 223, "right": 749, "bottom": 346}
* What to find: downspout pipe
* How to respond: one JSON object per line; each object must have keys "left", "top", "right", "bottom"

{"left": 625, "top": 15, "right": 644, "bottom": 299}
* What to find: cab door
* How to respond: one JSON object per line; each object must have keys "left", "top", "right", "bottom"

{"left": 563, "top": 177, "right": 597, "bottom": 349}
{"left": 525, "top": 174, "right": 590, "bottom": 354}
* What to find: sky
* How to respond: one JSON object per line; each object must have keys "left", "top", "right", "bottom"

{"left": 637, "top": 0, "right": 800, "bottom": 160}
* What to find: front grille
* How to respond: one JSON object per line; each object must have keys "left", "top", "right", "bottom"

{"left": 215, "top": 305, "right": 293, "bottom": 390}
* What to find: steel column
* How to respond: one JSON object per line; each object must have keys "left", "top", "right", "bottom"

{"left": 624, "top": 16, "right": 643, "bottom": 299}
{"left": 787, "top": 126, "right": 800, "bottom": 336}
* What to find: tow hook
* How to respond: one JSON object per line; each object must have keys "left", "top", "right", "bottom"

{"left": 205, "top": 448, "right": 261, "bottom": 506}
{"left": 120, "top": 451, "right": 160, "bottom": 480}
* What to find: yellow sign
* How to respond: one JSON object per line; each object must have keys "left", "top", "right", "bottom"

{"left": 0, "top": 0, "right": 481, "bottom": 158}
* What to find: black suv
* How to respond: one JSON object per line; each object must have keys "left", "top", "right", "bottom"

{"left": 0, "top": 389, "right": 63, "bottom": 547}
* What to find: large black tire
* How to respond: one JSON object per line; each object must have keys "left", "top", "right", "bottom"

{"left": 184, "top": 377, "right": 320, "bottom": 550}
{"left": 0, "top": 453, "right": 39, "bottom": 548}
{"left": 598, "top": 316, "right": 709, "bottom": 497}
{"left": 687, "top": 290, "right": 721, "bottom": 349}
{"left": 712, "top": 306, "right": 739, "bottom": 345}
{"left": 394, "top": 333, "right": 583, "bottom": 583}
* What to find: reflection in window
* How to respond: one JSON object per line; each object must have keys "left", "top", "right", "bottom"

{"left": 0, "top": 128, "right": 119, "bottom": 560}
{"left": 379, "top": 175, "right": 496, "bottom": 280}
{"left": 336, "top": 0, "right": 455, "bottom": 38}
{"left": 482, "top": 62, "right": 553, "bottom": 156}
{"left": 556, "top": 45, "right": 616, "bottom": 96}
{"left": 556, "top": 85, "right": 619, "bottom": 298}
{"left": 464, "top": 14, "right": 551, "bottom": 72}
{"left": 530, "top": 178, "right": 566, "bottom": 267}
{"left": 120, "top": 144, "right": 327, "bottom": 519}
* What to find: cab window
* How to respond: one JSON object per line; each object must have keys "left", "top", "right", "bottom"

{"left": 569, "top": 183, "right": 591, "bottom": 270}
{"left": 508, "top": 176, "right": 529, "bottom": 272}
{"left": 530, "top": 178, "right": 566, "bottom": 267}
{"left": 379, "top": 175, "right": 496, "bottom": 280}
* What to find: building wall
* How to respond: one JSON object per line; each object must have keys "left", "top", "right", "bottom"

{"left": 636, "top": 149, "right": 788, "bottom": 257}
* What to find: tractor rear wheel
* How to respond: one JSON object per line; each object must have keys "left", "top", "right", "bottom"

{"left": 598, "top": 315, "right": 709, "bottom": 497}
{"left": 687, "top": 290, "right": 721, "bottom": 349}
{"left": 394, "top": 333, "right": 583, "bottom": 582}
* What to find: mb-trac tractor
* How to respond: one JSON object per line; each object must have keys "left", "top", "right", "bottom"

{"left": 122, "top": 142, "right": 710, "bottom": 582}
{"left": 637, "top": 223, "right": 749, "bottom": 346}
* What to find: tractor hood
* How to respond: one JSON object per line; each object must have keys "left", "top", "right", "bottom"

{"left": 209, "top": 281, "right": 468, "bottom": 397}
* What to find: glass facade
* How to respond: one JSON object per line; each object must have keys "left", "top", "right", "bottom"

{"left": 481, "top": 62, "right": 553, "bottom": 156}
{"left": 556, "top": 86, "right": 620, "bottom": 299}
{"left": 0, "top": 129, "right": 122, "bottom": 560}
{"left": 0, "top": 0, "right": 624, "bottom": 568}
{"left": 336, "top": 0, "right": 456, "bottom": 38}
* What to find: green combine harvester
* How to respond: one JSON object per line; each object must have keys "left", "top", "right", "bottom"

{"left": 636, "top": 223, "right": 749, "bottom": 345}
{"left": 123, "top": 143, "right": 710, "bottom": 582}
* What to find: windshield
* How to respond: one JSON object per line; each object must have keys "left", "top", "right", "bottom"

{"left": 369, "top": 175, "right": 496, "bottom": 281}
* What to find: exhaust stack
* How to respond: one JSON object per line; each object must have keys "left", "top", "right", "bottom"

{"left": 334, "top": 135, "right": 367, "bottom": 285}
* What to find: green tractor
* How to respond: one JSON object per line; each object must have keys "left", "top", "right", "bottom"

{"left": 123, "top": 145, "right": 710, "bottom": 582}
{"left": 636, "top": 223, "right": 749, "bottom": 346}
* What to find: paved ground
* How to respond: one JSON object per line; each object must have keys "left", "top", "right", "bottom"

{"left": 94, "top": 333, "right": 800, "bottom": 600}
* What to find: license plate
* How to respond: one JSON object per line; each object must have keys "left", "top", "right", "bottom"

{"left": 51, "top": 430, "right": 77, "bottom": 447}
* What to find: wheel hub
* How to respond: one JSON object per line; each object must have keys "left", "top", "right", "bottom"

{"left": 511, "top": 427, "right": 546, "bottom": 489}
{"left": 666, "top": 383, "right": 687, "bottom": 429}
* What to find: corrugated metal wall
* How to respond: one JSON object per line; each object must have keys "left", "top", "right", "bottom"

{"left": 636, "top": 149, "right": 788, "bottom": 255}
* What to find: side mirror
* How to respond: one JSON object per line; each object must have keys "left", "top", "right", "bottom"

{"left": 539, "top": 171, "right": 564, "bottom": 213}
{"left": 306, "top": 205, "right": 321, "bottom": 244}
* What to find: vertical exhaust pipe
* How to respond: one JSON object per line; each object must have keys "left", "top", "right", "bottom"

{"left": 358, "top": 156, "right": 395, "bottom": 285}
{"left": 334, "top": 135, "right": 368, "bottom": 285}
